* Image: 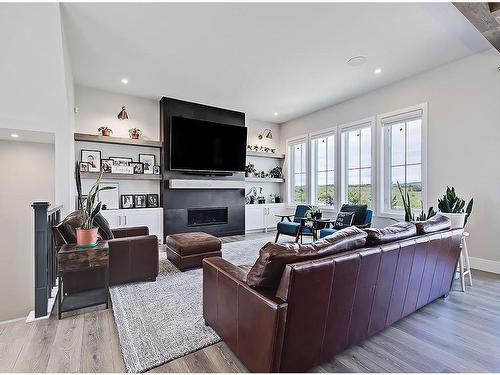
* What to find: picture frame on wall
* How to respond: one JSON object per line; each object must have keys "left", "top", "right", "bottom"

{"left": 79, "top": 162, "right": 89, "bottom": 172}
{"left": 153, "top": 165, "right": 161, "bottom": 175}
{"left": 139, "top": 154, "right": 155, "bottom": 174}
{"left": 134, "top": 194, "right": 147, "bottom": 208}
{"left": 121, "top": 194, "right": 134, "bottom": 209}
{"left": 101, "top": 159, "right": 113, "bottom": 173}
{"left": 147, "top": 194, "right": 159, "bottom": 208}
{"left": 110, "top": 157, "right": 133, "bottom": 167}
{"left": 129, "top": 162, "right": 144, "bottom": 174}
{"left": 81, "top": 150, "right": 101, "bottom": 172}
{"left": 99, "top": 182, "right": 119, "bottom": 210}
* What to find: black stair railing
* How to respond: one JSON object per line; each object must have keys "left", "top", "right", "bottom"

{"left": 32, "top": 202, "right": 62, "bottom": 318}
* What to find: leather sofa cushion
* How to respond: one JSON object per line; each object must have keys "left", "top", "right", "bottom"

{"left": 166, "top": 232, "right": 222, "bottom": 256}
{"left": 58, "top": 211, "right": 114, "bottom": 244}
{"left": 364, "top": 222, "right": 416, "bottom": 246}
{"left": 413, "top": 214, "right": 451, "bottom": 235}
{"left": 246, "top": 226, "right": 367, "bottom": 289}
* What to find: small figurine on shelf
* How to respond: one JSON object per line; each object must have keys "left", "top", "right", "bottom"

{"left": 128, "top": 128, "right": 142, "bottom": 140}
{"left": 98, "top": 126, "right": 113, "bottom": 136}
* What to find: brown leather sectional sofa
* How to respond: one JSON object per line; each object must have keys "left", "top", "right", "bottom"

{"left": 203, "top": 216, "right": 462, "bottom": 372}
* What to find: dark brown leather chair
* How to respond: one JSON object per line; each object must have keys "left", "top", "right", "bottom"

{"left": 53, "top": 215, "right": 159, "bottom": 293}
{"left": 203, "top": 228, "right": 463, "bottom": 372}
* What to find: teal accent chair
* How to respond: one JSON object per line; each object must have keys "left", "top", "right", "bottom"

{"left": 319, "top": 206, "right": 373, "bottom": 239}
{"left": 275, "top": 204, "right": 312, "bottom": 243}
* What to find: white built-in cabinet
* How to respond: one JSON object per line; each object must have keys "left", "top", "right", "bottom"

{"left": 101, "top": 207, "right": 163, "bottom": 243}
{"left": 245, "top": 203, "right": 288, "bottom": 233}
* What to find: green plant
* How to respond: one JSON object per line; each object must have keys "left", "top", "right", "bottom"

{"left": 438, "top": 186, "right": 473, "bottom": 225}
{"left": 397, "top": 181, "right": 436, "bottom": 221}
{"left": 128, "top": 128, "right": 142, "bottom": 136}
{"left": 75, "top": 162, "right": 115, "bottom": 229}
{"left": 245, "top": 163, "right": 256, "bottom": 175}
{"left": 305, "top": 206, "right": 322, "bottom": 218}
{"left": 98, "top": 126, "right": 113, "bottom": 134}
{"left": 269, "top": 166, "right": 283, "bottom": 179}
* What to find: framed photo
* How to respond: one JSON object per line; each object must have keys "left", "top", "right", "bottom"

{"left": 111, "top": 165, "right": 134, "bottom": 174}
{"left": 121, "top": 194, "right": 134, "bottom": 209}
{"left": 139, "top": 154, "right": 155, "bottom": 174}
{"left": 134, "top": 194, "right": 147, "bottom": 208}
{"left": 129, "top": 162, "right": 144, "bottom": 174}
{"left": 147, "top": 194, "right": 159, "bottom": 208}
{"left": 153, "top": 165, "right": 161, "bottom": 175}
{"left": 99, "top": 183, "right": 119, "bottom": 210}
{"left": 101, "top": 159, "right": 113, "bottom": 173}
{"left": 81, "top": 150, "right": 101, "bottom": 172}
{"left": 79, "top": 162, "right": 89, "bottom": 172}
{"left": 110, "top": 157, "right": 133, "bottom": 167}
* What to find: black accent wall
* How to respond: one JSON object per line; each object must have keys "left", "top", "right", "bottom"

{"left": 160, "top": 97, "right": 246, "bottom": 239}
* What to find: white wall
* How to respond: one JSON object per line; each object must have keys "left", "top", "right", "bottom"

{"left": 75, "top": 85, "right": 160, "bottom": 141}
{"left": 0, "top": 140, "right": 55, "bottom": 321}
{"left": 280, "top": 49, "right": 500, "bottom": 267}
{"left": 0, "top": 3, "right": 75, "bottom": 215}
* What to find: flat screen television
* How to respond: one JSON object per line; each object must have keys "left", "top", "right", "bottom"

{"left": 170, "top": 116, "right": 247, "bottom": 172}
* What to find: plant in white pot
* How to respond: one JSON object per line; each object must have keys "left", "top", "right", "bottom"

{"left": 75, "top": 163, "right": 115, "bottom": 247}
{"left": 437, "top": 186, "right": 473, "bottom": 228}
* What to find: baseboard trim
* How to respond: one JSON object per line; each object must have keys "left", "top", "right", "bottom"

{"left": 470, "top": 256, "right": 500, "bottom": 275}
{"left": 0, "top": 316, "right": 25, "bottom": 326}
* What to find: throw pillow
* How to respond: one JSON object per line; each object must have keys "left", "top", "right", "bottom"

{"left": 413, "top": 214, "right": 451, "bottom": 235}
{"left": 246, "top": 226, "right": 367, "bottom": 289}
{"left": 333, "top": 211, "right": 355, "bottom": 230}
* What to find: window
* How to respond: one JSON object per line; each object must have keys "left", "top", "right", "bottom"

{"left": 311, "top": 132, "right": 335, "bottom": 207}
{"left": 288, "top": 139, "right": 307, "bottom": 204}
{"left": 380, "top": 105, "right": 426, "bottom": 216}
{"left": 341, "top": 121, "right": 373, "bottom": 207}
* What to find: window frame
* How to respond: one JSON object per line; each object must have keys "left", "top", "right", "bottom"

{"left": 340, "top": 117, "right": 376, "bottom": 210}
{"left": 377, "top": 103, "right": 428, "bottom": 219}
{"left": 286, "top": 135, "right": 309, "bottom": 207}
{"left": 309, "top": 126, "right": 338, "bottom": 210}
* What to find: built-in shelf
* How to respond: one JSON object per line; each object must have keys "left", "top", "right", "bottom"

{"left": 245, "top": 177, "right": 285, "bottom": 183}
{"left": 246, "top": 151, "right": 285, "bottom": 159}
{"left": 74, "top": 133, "right": 163, "bottom": 148}
{"left": 80, "top": 172, "right": 162, "bottom": 181}
{"left": 245, "top": 203, "right": 285, "bottom": 207}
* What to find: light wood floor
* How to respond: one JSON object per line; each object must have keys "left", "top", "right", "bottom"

{"left": 1, "top": 233, "right": 499, "bottom": 373}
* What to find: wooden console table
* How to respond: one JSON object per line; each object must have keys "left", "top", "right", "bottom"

{"left": 57, "top": 241, "right": 109, "bottom": 319}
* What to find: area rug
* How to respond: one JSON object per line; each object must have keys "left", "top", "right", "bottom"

{"left": 110, "top": 237, "right": 269, "bottom": 373}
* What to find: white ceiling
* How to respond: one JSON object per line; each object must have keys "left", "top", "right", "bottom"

{"left": 62, "top": 3, "right": 490, "bottom": 123}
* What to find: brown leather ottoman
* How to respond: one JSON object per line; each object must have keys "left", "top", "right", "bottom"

{"left": 166, "top": 232, "right": 222, "bottom": 271}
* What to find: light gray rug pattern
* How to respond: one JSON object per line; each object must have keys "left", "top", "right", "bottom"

{"left": 110, "top": 238, "right": 268, "bottom": 373}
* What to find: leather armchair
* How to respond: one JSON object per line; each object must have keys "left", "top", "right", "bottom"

{"left": 53, "top": 221, "right": 159, "bottom": 293}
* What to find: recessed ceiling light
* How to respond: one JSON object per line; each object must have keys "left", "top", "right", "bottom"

{"left": 347, "top": 56, "right": 367, "bottom": 67}
{"left": 121, "top": 78, "right": 129, "bottom": 84}
{"left": 273, "top": 112, "right": 279, "bottom": 116}
{"left": 374, "top": 68, "right": 382, "bottom": 74}
{"left": 10, "top": 133, "right": 19, "bottom": 138}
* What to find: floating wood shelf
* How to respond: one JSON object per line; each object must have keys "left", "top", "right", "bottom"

{"left": 80, "top": 172, "right": 162, "bottom": 181}
{"left": 74, "top": 133, "right": 163, "bottom": 148}
{"left": 246, "top": 151, "right": 285, "bottom": 159}
{"left": 245, "top": 177, "right": 285, "bottom": 183}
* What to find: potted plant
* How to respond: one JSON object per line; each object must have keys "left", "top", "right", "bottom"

{"left": 397, "top": 181, "right": 436, "bottom": 221}
{"left": 98, "top": 126, "right": 113, "bottom": 136}
{"left": 75, "top": 163, "right": 115, "bottom": 247}
{"left": 245, "top": 163, "right": 256, "bottom": 177}
{"left": 269, "top": 166, "right": 283, "bottom": 179}
{"left": 305, "top": 206, "right": 322, "bottom": 219}
{"left": 437, "top": 186, "right": 473, "bottom": 228}
{"left": 128, "top": 128, "right": 142, "bottom": 140}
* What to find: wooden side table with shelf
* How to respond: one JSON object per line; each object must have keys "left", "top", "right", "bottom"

{"left": 57, "top": 241, "right": 109, "bottom": 319}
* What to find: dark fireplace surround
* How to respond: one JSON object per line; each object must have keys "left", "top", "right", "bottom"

{"left": 160, "top": 97, "right": 246, "bottom": 239}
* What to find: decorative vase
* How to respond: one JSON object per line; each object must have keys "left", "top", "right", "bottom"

{"left": 76, "top": 227, "right": 99, "bottom": 248}
{"left": 439, "top": 212, "right": 466, "bottom": 228}
{"left": 130, "top": 132, "right": 139, "bottom": 139}
{"left": 275, "top": 197, "right": 281, "bottom": 203}
{"left": 101, "top": 129, "right": 112, "bottom": 136}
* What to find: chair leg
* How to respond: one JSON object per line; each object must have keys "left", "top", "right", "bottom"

{"left": 295, "top": 230, "right": 300, "bottom": 243}
{"left": 458, "top": 250, "right": 465, "bottom": 292}
{"left": 463, "top": 237, "right": 473, "bottom": 286}
{"left": 275, "top": 232, "right": 280, "bottom": 243}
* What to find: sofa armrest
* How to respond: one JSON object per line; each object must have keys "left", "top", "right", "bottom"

{"left": 111, "top": 226, "right": 149, "bottom": 238}
{"left": 108, "top": 235, "right": 159, "bottom": 285}
{"left": 203, "top": 257, "right": 287, "bottom": 372}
